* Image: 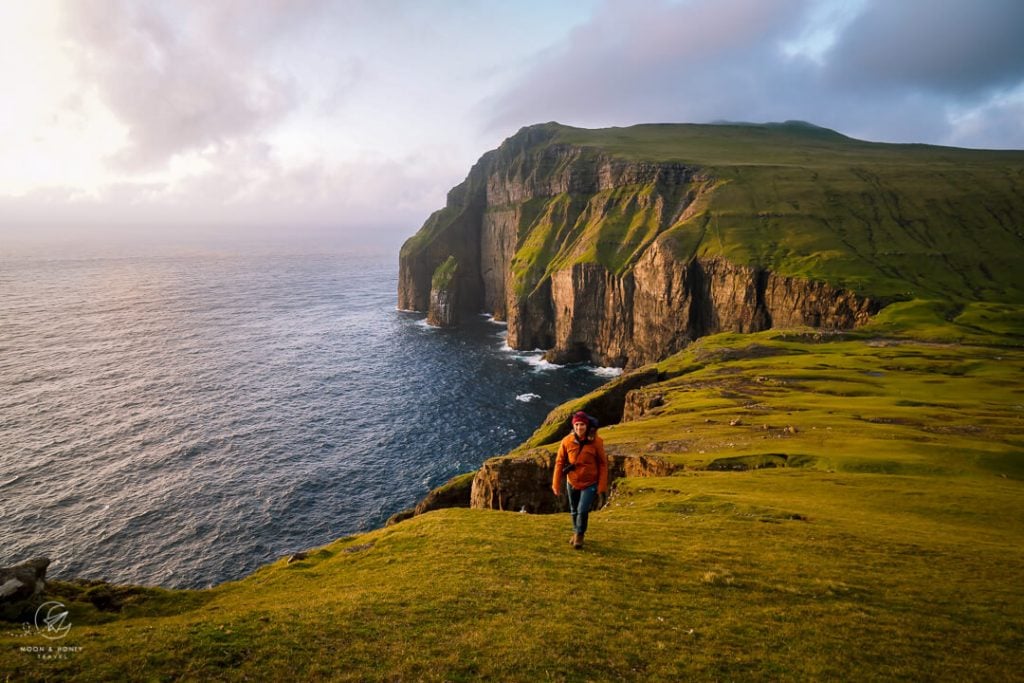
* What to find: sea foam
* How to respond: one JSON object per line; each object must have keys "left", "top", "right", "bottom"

{"left": 481, "top": 313, "right": 508, "bottom": 326}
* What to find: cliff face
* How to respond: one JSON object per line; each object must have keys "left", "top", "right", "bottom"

{"left": 399, "top": 123, "right": 882, "bottom": 368}
{"left": 426, "top": 255, "right": 460, "bottom": 327}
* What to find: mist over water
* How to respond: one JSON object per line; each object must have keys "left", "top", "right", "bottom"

{"left": 0, "top": 245, "right": 608, "bottom": 588}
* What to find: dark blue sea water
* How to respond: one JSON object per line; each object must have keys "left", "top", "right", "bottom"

{"left": 0, "top": 245, "right": 611, "bottom": 588}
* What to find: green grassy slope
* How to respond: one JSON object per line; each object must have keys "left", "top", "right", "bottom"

{"left": 509, "top": 122, "right": 1024, "bottom": 302}
{"left": 4, "top": 304, "right": 1022, "bottom": 681}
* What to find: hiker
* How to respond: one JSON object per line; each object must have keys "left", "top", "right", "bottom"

{"left": 552, "top": 411, "right": 609, "bottom": 549}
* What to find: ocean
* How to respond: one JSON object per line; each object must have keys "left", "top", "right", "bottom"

{"left": 0, "top": 245, "right": 611, "bottom": 588}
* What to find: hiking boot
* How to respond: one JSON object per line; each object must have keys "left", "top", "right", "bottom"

{"left": 569, "top": 533, "right": 578, "bottom": 547}
{"left": 573, "top": 533, "right": 584, "bottom": 550}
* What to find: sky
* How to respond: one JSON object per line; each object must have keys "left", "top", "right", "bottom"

{"left": 1, "top": 0, "right": 1023, "bottom": 248}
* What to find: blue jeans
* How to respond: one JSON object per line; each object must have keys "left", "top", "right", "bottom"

{"left": 567, "top": 482, "right": 598, "bottom": 535}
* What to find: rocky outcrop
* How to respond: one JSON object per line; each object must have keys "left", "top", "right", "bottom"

{"left": 398, "top": 123, "right": 882, "bottom": 368}
{"left": 0, "top": 557, "right": 49, "bottom": 620}
{"left": 469, "top": 449, "right": 678, "bottom": 514}
{"left": 413, "top": 472, "right": 474, "bottom": 515}
{"left": 470, "top": 450, "right": 555, "bottom": 513}
{"left": 521, "top": 367, "right": 661, "bottom": 449}
{"left": 390, "top": 473, "right": 476, "bottom": 524}
{"left": 622, "top": 389, "right": 665, "bottom": 422}
{"left": 386, "top": 509, "right": 415, "bottom": 526}
{"left": 426, "top": 256, "right": 460, "bottom": 327}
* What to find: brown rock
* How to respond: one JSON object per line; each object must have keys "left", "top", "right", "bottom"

{"left": 623, "top": 390, "right": 665, "bottom": 422}
{"left": 469, "top": 449, "right": 678, "bottom": 514}
{"left": 0, "top": 557, "right": 50, "bottom": 620}
{"left": 426, "top": 256, "right": 461, "bottom": 327}
{"left": 470, "top": 450, "right": 559, "bottom": 514}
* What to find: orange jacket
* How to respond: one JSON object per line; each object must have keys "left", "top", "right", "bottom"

{"left": 552, "top": 433, "right": 609, "bottom": 495}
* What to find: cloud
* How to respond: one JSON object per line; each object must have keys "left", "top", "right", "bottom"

{"left": 0, "top": 136, "right": 460, "bottom": 249}
{"left": 485, "top": 0, "right": 1024, "bottom": 149}
{"left": 824, "top": 0, "right": 1024, "bottom": 97}
{"left": 35, "top": 0, "right": 504, "bottom": 234}
{"left": 7, "top": 0, "right": 1022, "bottom": 244}
{"left": 486, "top": 0, "right": 811, "bottom": 130}
{"left": 59, "top": 0, "right": 306, "bottom": 170}
{"left": 943, "top": 86, "right": 1024, "bottom": 149}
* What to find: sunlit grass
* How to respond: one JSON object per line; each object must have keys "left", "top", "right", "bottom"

{"left": 4, "top": 302, "right": 1023, "bottom": 680}
{"left": 5, "top": 473, "right": 1021, "bottom": 681}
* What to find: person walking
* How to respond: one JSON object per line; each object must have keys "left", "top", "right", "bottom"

{"left": 552, "top": 411, "right": 609, "bottom": 549}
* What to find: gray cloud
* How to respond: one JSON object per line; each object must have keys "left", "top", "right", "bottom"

{"left": 486, "top": 0, "right": 1024, "bottom": 149}
{"left": 824, "top": 0, "right": 1024, "bottom": 97}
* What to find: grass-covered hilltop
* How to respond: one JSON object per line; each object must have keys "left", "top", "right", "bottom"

{"left": 4, "top": 123, "right": 1024, "bottom": 681}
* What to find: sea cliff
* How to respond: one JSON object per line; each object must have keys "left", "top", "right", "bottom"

{"left": 400, "top": 124, "right": 879, "bottom": 367}
{"left": 400, "top": 122, "right": 1023, "bottom": 368}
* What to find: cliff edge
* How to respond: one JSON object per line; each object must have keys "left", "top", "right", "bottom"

{"left": 399, "top": 121, "right": 1024, "bottom": 368}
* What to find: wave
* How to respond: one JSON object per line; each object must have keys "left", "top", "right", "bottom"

{"left": 498, "top": 343, "right": 563, "bottom": 371}
{"left": 498, "top": 341, "right": 620, "bottom": 375}
{"left": 521, "top": 354, "right": 563, "bottom": 371}
{"left": 515, "top": 393, "right": 541, "bottom": 402}
{"left": 480, "top": 313, "right": 508, "bottom": 326}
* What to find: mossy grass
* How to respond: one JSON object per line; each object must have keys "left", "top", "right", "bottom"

{"left": 400, "top": 205, "right": 459, "bottom": 260}
{"left": 430, "top": 255, "right": 458, "bottom": 291}
{"left": 434, "top": 471, "right": 475, "bottom": 494}
{"left": 4, "top": 303, "right": 1023, "bottom": 680}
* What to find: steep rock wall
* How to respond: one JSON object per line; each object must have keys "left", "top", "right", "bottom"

{"left": 426, "top": 256, "right": 461, "bottom": 327}
{"left": 480, "top": 208, "right": 519, "bottom": 320}
{"left": 426, "top": 285, "right": 458, "bottom": 327}
{"left": 399, "top": 124, "right": 881, "bottom": 369}
{"left": 540, "top": 242, "right": 878, "bottom": 368}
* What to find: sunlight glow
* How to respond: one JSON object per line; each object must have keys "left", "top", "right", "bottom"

{"left": 0, "top": 2, "right": 128, "bottom": 196}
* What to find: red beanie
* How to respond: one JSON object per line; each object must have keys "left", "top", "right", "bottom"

{"left": 572, "top": 411, "right": 589, "bottom": 425}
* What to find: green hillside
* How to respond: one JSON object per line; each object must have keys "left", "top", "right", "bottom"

{"left": 3, "top": 302, "right": 1022, "bottom": 681}
{"left": 505, "top": 121, "right": 1024, "bottom": 302}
